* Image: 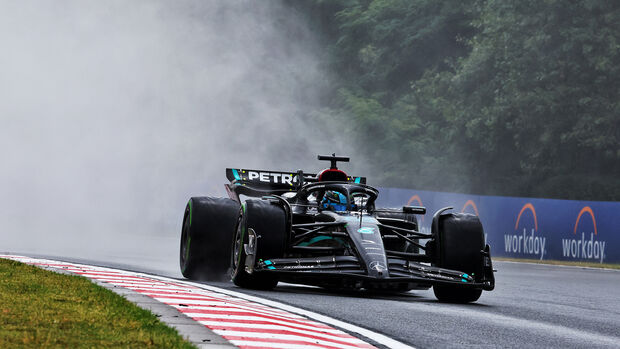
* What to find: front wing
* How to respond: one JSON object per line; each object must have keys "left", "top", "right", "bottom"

{"left": 250, "top": 254, "right": 495, "bottom": 291}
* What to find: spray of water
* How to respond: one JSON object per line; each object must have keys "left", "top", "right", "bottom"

{"left": 0, "top": 0, "right": 356, "bottom": 275}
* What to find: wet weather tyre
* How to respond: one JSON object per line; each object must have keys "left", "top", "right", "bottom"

{"left": 231, "top": 199, "right": 287, "bottom": 290}
{"left": 432, "top": 213, "right": 484, "bottom": 303}
{"left": 179, "top": 197, "right": 240, "bottom": 280}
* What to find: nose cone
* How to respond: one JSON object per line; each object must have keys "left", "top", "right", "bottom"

{"left": 367, "top": 260, "right": 389, "bottom": 278}
{"left": 343, "top": 216, "right": 389, "bottom": 279}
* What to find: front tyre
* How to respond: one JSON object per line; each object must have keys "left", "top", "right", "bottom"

{"left": 432, "top": 212, "right": 485, "bottom": 303}
{"left": 179, "top": 197, "right": 240, "bottom": 280}
{"left": 231, "top": 199, "right": 287, "bottom": 290}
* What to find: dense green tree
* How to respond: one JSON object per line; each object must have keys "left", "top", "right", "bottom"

{"left": 295, "top": 0, "right": 620, "bottom": 201}
{"left": 440, "top": 0, "right": 620, "bottom": 198}
{"left": 325, "top": 0, "right": 477, "bottom": 100}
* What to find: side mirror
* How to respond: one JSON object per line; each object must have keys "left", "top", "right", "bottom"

{"left": 403, "top": 205, "right": 426, "bottom": 214}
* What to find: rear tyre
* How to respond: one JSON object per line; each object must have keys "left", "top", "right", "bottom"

{"left": 231, "top": 199, "right": 287, "bottom": 290}
{"left": 179, "top": 197, "right": 240, "bottom": 280}
{"left": 432, "top": 212, "right": 484, "bottom": 303}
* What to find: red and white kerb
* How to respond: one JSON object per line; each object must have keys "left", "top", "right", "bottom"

{"left": 1, "top": 255, "right": 376, "bottom": 349}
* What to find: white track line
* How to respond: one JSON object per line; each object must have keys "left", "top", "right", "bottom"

{"left": 207, "top": 324, "right": 368, "bottom": 343}
{"left": 225, "top": 341, "right": 338, "bottom": 349}
{"left": 196, "top": 320, "right": 348, "bottom": 335}
{"left": 211, "top": 331, "right": 371, "bottom": 349}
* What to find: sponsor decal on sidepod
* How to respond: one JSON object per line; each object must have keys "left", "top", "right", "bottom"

{"left": 561, "top": 206, "right": 606, "bottom": 263}
{"left": 504, "top": 203, "right": 546, "bottom": 260}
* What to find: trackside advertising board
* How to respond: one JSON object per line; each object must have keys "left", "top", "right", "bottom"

{"left": 376, "top": 188, "right": 619, "bottom": 264}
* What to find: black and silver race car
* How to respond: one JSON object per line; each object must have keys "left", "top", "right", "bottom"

{"left": 180, "top": 154, "right": 495, "bottom": 303}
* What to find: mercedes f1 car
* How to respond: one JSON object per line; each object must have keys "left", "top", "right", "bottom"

{"left": 179, "top": 155, "right": 495, "bottom": 303}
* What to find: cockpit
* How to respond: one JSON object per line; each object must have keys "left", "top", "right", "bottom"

{"left": 293, "top": 183, "right": 378, "bottom": 214}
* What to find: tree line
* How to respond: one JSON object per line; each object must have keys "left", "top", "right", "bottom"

{"left": 288, "top": 0, "right": 620, "bottom": 201}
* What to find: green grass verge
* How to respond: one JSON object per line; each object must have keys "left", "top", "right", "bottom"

{"left": 0, "top": 258, "right": 196, "bottom": 348}
{"left": 494, "top": 257, "right": 620, "bottom": 270}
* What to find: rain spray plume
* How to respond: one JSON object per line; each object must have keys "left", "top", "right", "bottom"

{"left": 0, "top": 0, "right": 347, "bottom": 275}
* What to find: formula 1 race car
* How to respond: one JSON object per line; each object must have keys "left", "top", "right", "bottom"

{"left": 179, "top": 155, "right": 495, "bottom": 303}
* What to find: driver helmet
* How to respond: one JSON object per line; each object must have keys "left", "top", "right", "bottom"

{"left": 321, "top": 190, "right": 348, "bottom": 211}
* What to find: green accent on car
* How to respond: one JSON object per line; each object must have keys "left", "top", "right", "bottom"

{"left": 263, "top": 260, "right": 276, "bottom": 269}
{"left": 188, "top": 200, "right": 193, "bottom": 226}
{"left": 232, "top": 169, "right": 241, "bottom": 180}
{"left": 461, "top": 278, "right": 468, "bottom": 283}
{"left": 299, "top": 236, "right": 331, "bottom": 246}
{"left": 299, "top": 236, "right": 346, "bottom": 247}
{"left": 357, "top": 227, "right": 375, "bottom": 234}
{"left": 354, "top": 177, "right": 361, "bottom": 184}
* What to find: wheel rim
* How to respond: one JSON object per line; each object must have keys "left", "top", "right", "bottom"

{"left": 232, "top": 214, "right": 243, "bottom": 272}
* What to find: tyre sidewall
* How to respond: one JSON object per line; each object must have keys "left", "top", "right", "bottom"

{"left": 179, "top": 197, "right": 240, "bottom": 280}
{"left": 432, "top": 213, "right": 485, "bottom": 303}
{"left": 435, "top": 213, "right": 484, "bottom": 277}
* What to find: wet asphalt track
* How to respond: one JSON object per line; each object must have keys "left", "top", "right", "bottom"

{"left": 205, "top": 262, "right": 620, "bottom": 349}
{"left": 17, "top": 254, "right": 620, "bottom": 348}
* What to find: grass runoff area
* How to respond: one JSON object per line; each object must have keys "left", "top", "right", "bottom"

{"left": 494, "top": 257, "right": 620, "bottom": 270}
{"left": 0, "top": 258, "right": 195, "bottom": 348}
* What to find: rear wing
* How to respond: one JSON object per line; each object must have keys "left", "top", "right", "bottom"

{"left": 225, "top": 168, "right": 366, "bottom": 199}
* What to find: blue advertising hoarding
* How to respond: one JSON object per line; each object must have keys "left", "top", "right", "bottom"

{"left": 376, "top": 188, "right": 619, "bottom": 263}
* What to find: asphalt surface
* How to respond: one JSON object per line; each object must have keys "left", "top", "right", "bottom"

{"left": 206, "top": 262, "right": 620, "bottom": 349}
{"left": 13, "top": 253, "right": 620, "bottom": 348}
